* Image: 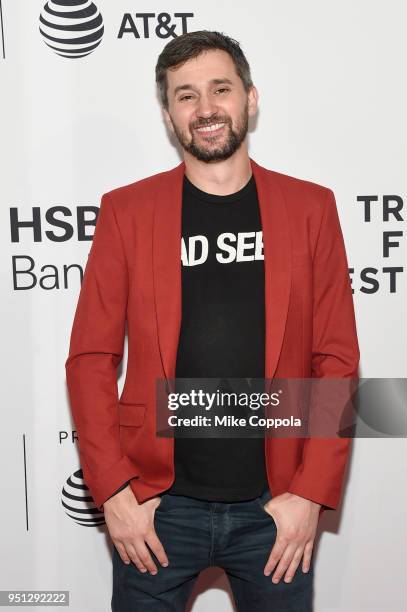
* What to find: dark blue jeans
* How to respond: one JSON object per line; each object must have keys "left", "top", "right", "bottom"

{"left": 111, "top": 488, "right": 314, "bottom": 611}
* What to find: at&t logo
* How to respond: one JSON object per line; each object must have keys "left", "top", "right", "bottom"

{"left": 62, "top": 469, "right": 105, "bottom": 526}
{"left": 39, "top": 0, "right": 104, "bottom": 59}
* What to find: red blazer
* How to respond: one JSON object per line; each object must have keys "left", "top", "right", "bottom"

{"left": 65, "top": 158, "right": 360, "bottom": 512}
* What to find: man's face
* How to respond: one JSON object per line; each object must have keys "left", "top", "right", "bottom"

{"left": 163, "top": 49, "right": 258, "bottom": 163}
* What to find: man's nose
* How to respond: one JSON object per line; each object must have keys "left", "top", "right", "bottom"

{"left": 195, "top": 94, "right": 218, "bottom": 119}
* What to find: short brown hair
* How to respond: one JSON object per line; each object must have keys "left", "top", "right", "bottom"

{"left": 155, "top": 30, "right": 254, "bottom": 109}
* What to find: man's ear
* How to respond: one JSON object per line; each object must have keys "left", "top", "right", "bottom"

{"left": 247, "top": 85, "right": 259, "bottom": 118}
{"left": 162, "top": 107, "right": 175, "bottom": 134}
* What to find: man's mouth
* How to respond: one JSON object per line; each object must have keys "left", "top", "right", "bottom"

{"left": 195, "top": 122, "right": 226, "bottom": 134}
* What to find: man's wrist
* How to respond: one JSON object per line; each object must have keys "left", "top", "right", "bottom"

{"left": 104, "top": 480, "right": 131, "bottom": 504}
{"left": 289, "top": 491, "right": 322, "bottom": 510}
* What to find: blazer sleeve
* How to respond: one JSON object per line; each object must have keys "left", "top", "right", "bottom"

{"left": 65, "top": 193, "right": 139, "bottom": 511}
{"left": 287, "top": 188, "right": 360, "bottom": 512}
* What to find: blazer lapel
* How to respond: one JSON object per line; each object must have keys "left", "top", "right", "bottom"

{"left": 152, "top": 158, "right": 292, "bottom": 394}
{"left": 152, "top": 160, "right": 185, "bottom": 394}
{"left": 250, "top": 159, "right": 292, "bottom": 387}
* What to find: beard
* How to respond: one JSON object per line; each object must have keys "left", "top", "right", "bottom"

{"left": 171, "top": 101, "right": 249, "bottom": 163}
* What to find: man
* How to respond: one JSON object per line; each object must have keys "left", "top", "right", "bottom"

{"left": 65, "top": 31, "right": 360, "bottom": 611}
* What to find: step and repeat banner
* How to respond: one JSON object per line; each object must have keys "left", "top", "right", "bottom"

{"left": 1, "top": 1, "right": 406, "bottom": 610}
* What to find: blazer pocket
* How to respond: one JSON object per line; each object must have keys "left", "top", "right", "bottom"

{"left": 118, "top": 402, "right": 147, "bottom": 427}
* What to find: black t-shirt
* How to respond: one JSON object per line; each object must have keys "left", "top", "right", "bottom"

{"left": 164, "top": 172, "right": 269, "bottom": 502}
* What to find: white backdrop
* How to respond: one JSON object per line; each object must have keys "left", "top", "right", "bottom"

{"left": 1, "top": 1, "right": 406, "bottom": 610}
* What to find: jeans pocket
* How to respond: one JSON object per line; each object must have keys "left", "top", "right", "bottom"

{"left": 155, "top": 493, "right": 169, "bottom": 513}
{"left": 255, "top": 491, "right": 276, "bottom": 524}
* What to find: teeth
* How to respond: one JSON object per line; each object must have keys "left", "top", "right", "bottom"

{"left": 196, "top": 123, "right": 225, "bottom": 132}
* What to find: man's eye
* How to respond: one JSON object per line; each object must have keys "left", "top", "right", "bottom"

{"left": 179, "top": 95, "right": 193, "bottom": 101}
{"left": 215, "top": 88, "right": 230, "bottom": 94}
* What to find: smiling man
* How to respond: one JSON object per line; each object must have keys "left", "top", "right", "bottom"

{"left": 65, "top": 31, "right": 360, "bottom": 611}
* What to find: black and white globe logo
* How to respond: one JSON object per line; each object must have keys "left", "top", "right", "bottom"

{"left": 39, "top": 0, "right": 104, "bottom": 59}
{"left": 62, "top": 469, "right": 105, "bottom": 527}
